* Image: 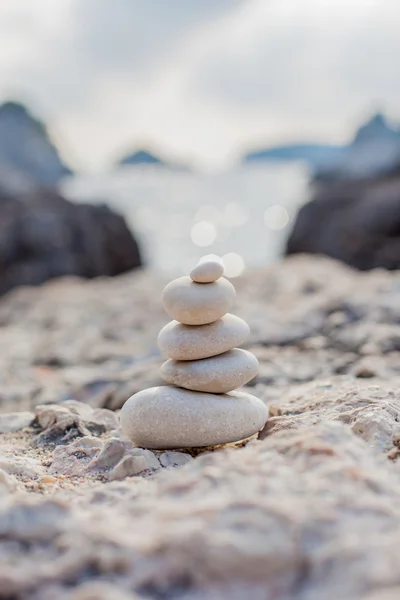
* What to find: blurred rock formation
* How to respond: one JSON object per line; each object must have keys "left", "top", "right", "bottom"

{"left": 316, "top": 113, "right": 400, "bottom": 181}
{"left": 117, "top": 148, "right": 190, "bottom": 171}
{"left": 286, "top": 170, "right": 400, "bottom": 270}
{"left": 244, "top": 112, "right": 400, "bottom": 180}
{"left": 0, "top": 183, "right": 142, "bottom": 296}
{"left": 0, "top": 101, "right": 72, "bottom": 189}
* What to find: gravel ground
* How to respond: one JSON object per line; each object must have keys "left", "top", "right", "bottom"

{"left": 1, "top": 254, "right": 400, "bottom": 599}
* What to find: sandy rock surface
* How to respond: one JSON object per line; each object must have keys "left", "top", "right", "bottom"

{"left": 1, "top": 254, "right": 400, "bottom": 599}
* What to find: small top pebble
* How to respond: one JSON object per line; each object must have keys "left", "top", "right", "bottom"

{"left": 190, "top": 259, "right": 224, "bottom": 283}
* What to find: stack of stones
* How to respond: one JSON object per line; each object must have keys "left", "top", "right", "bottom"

{"left": 120, "top": 258, "right": 268, "bottom": 449}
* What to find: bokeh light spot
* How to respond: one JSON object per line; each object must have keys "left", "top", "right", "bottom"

{"left": 222, "top": 253, "right": 245, "bottom": 278}
{"left": 198, "top": 253, "right": 222, "bottom": 263}
{"left": 190, "top": 221, "right": 217, "bottom": 247}
{"left": 263, "top": 205, "right": 289, "bottom": 230}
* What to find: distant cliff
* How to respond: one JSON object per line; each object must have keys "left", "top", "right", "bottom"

{"left": 117, "top": 149, "right": 189, "bottom": 171}
{"left": 244, "top": 144, "right": 344, "bottom": 171}
{"left": 243, "top": 113, "right": 400, "bottom": 180}
{"left": 118, "top": 150, "right": 165, "bottom": 166}
{"left": 316, "top": 113, "right": 400, "bottom": 181}
{"left": 0, "top": 101, "right": 72, "bottom": 190}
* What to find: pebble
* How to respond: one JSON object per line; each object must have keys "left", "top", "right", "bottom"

{"left": 162, "top": 276, "right": 236, "bottom": 325}
{"left": 119, "top": 385, "right": 268, "bottom": 448}
{"left": 160, "top": 349, "right": 259, "bottom": 393}
{"left": 109, "top": 455, "right": 148, "bottom": 480}
{"left": 159, "top": 452, "right": 193, "bottom": 468}
{"left": 40, "top": 475, "right": 57, "bottom": 485}
{"left": 0, "top": 455, "right": 43, "bottom": 478}
{"left": 0, "top": 468, "right": 20, "bottom": 492}
{"left": 50, "top": 438, "right": 101, "bottom": 476}
{"left": 72, "top": 582, "right": 140, "bottom": 600}
{"left": 0, "top": 412, "right": 34, "bottom": 434}
{"left": 89, "top": 438, "right": 126, "bottom": 470}
{"left": 157, "top": 313, "right": 250, "bottom": 361}
{"left": 190, "top": 260, "right": 224, "bottom": 283}
{"left": 130, "top": 448, "right": 161, "bottom": 471}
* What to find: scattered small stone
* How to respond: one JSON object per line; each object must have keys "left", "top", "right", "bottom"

{"left": 0, "top": 468, "right": 21, "bottom": 492}
{"left": 0, "top": 498, "right": 69, "bottom": 542}
{"left": 50, "top": 437, "right": 102, "bottom": 476}
{"left": 75, "top": 435, "right": 104, "bottom": 448}
{"left": 40, "top": 475, "right": 57, "bottom": 485}
{"left": 0, "top": 411, "right": 34, "bottom": 434}
{"left": 0, "top": 455, "right": 43, "bottom": 478}
{"left": 70, "top": 581, "right": 142, "bottom": 600}
{"left": 89, "top": 438, "right": 127, "bottom": 470}
{"left": 34, "top": 401, "right": 118, "bottom": 445}
{"left": 109, "top": 455, "right": 148, "bottom": 480}
{"left": 355, "top": 366, "right": 376, "bottom": 378}
{"left": 159, "top": 452, "right": 193, "bottom": 468}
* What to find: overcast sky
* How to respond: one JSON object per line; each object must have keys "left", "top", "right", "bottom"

{"left": 0, "top": 0, "right": 399, "bottom": 171}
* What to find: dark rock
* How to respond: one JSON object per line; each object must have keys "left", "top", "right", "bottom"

{"left": 0, "top": 184, "right": 142, "bottom": 295}
{"left": 286, "top": 173, "right": 400, "bottom": 270}
{"left": 0, "top": 101, "right": 72, "bottom": 189}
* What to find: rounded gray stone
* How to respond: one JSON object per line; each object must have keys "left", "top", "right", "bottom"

{"left": 157, "top": 313, "right": 250, "bottom": 361}
{"left": 160, "top": 349, "right": 259, "bottom": 393}
{"left": 161, "top": 276, "right": 236, "bottom": 325}
{"left": 119, "top": 386, "right": 268, "bottom": 449}
{"left": 190, "top": 260, "right": 224, "bottom": 283}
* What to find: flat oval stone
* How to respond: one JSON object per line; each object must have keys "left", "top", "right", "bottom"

{"left": 158, "top": 313, "right": 250, "bottom": 360}
{"left": 162, "top": 276, "right": 236, "bottom": 325}
{"left": 120, "top": 386, "right": 268, "bottom": 449}
{"left": 160, "top": 348, "right": 259, "bottom": 393}
{"left": 190, "top": 260, "right": 224, "bottom": 283}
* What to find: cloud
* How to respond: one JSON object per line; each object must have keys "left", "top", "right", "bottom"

{"left": 0, "top": 0, "right": 242, "bottom": 167}
{"left": 0, "top": 0, "right": 399, "bottom": 168}
{"left": 69, "top": 0, "right": 240, "bottom": 74}
{"left": 0, "top": 0, "right": 240, "bottom": 113}
{"left": 188, "top": 0, "right": 400, "bottom": 142}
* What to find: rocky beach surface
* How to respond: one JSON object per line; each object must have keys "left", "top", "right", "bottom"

{"left": 1, "top": 254, "right": 400, "bottom": 599}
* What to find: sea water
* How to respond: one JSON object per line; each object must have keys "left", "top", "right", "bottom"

{"left": 62, "top": 163, "right": 310, "bottom": 277}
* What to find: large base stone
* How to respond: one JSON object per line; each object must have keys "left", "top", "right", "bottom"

{"left": 120, "top": 385, "right": 268, "bottom": 449}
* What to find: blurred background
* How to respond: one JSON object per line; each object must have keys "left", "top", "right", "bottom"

{"left": 0, "top": 0, "right": 400, "bottom": 292}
